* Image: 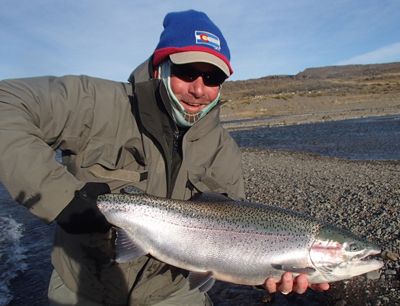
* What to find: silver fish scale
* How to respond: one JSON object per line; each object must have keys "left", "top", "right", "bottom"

{"left": 97, "top": 193, "right": 323, "bottom": 285}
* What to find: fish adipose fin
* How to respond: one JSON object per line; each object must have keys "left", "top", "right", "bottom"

{"left": 115, "top": 228, "right": 148, "bottom": 263}
{"left": 271, "top": 264, "right": 316, "bottom": 275}
{"left": 188, "top": 271, "right": 215, "bottom": 292}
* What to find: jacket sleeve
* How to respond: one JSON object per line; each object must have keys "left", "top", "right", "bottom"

{"left": 216, "top": 131, "right": 245, "bottom": 201}
{"left": 186, "top": 124, "right": 246, "bottom": 202}
{"left": 0, "top": 75, "right": 107, "bottom": 224}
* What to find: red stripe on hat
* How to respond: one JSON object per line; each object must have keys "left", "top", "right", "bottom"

{"left": 153, "top": 46, "right": 233, "bottom": 75}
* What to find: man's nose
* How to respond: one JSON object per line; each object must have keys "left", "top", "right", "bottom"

{"left": 189, "top": 76, "right": 206, "bottom": 98}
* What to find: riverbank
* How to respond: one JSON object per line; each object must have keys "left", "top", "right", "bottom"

{"left": 220, "top": 93, "right": 400, "bottom": 130}
{"left": 209, "top": 148, "right": 400, "bottom": 306}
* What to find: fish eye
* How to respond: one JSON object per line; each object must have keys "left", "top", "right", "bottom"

{"left": 347, "top": 242, "right": 360, "bottom": 252}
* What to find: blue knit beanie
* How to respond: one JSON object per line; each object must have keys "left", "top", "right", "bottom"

{"left": 153, "top": 10, "right": 232, "bottom": 76}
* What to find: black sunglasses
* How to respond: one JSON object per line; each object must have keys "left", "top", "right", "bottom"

{"left": 171, "top": 64, "right": 226, "bottom": 87}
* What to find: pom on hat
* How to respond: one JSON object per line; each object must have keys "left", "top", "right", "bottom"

{"left": 153, "top": 10, "right": 232, "bottom": 77}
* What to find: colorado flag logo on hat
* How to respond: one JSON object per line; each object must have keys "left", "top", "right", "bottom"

{"left": 195, "top": 31, "right": 221, "bottom": 50}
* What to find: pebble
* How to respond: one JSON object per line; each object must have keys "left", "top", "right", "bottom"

{"left": 334, "top": 300, "right": 347, "bottom": 306}
{"left": 381, "top": 250, "right": 399, "bottom": 261}
{"left": 366, "top": 270, "right": 381, "bottom": 280}
{"left": 385, "top": 270, "right": 397, "bottom": 276}
{"left": 370, "top": 299, "right": 382, "bottom": 306}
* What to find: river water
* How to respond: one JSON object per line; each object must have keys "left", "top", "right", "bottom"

{"left": 0, "top": 115, "right": 399, "bottom": 305}
{"left": 229, "top": 115, "right": 400, "bottom": 160}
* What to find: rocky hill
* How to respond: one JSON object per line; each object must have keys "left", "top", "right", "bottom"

{"left": 221, "top": 62, "right": 400, "bottom": 101}
{"left": 298, "top": 62, "right": 400, "bottom": 78}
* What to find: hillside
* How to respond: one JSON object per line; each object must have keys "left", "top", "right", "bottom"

{"left": 220, "top": 62, "right": 400, "bottom": 129}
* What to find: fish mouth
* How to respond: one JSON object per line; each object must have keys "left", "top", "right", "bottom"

{"left": 351, "top": 248, "right": 384, "bottom": 267}
{"left": 317, "top": 253, "right": 384, "bottom": 282}
{"left": 353, "top": 246, "right": 381, "bottom": 261}
{"left": 340, "top": 257, "right": 384, "bottom": 271}
{"left": 337, "top": 247, "right": 384, "bottom": 277}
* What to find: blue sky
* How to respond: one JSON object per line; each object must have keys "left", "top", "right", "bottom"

{"left": 1, "top": 0, "right": 399, "bottom": 81}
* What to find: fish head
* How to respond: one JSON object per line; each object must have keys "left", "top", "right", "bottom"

{"left": 309, "top": 225, "right": 384, "bottom": 283}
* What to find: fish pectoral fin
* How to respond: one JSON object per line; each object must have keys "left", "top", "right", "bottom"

{"left": 115, "top": 228, "right": 148, "bottom": 263}
{"left": 198, "top": 277, "right": 216, "bottom": 293}
{"left": 271, "top": 264, "right": 316, "bottom": 275}
{"left": 188, "top": 271, "right": 215, "bottom": 292}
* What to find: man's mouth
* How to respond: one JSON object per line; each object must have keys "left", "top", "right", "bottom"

{"left": 184, "top": 101, "right": 201, "bottom": 107}
{"left": 180, "top": 101, "right": 206, "bottom": 114}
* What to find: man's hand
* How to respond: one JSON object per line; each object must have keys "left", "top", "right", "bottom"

{"left": 264, "top": 272, "right": 330, "bottom": 295}
{"left": 56, "top": 182, "right": 111, "bottom": 234}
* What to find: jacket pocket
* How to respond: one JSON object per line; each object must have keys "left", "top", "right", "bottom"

{"left": 81, "top": 139, "right": 148, "bottom": 185}
{"left": 81, "top": 139, "right": 122, "bottom": 169}
{"left": 188, "top": 167, "right": 229, "bottom": 195}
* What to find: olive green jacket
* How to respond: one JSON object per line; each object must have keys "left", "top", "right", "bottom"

{"left": 0, "top": 59, "right": 245, "bottom": 305}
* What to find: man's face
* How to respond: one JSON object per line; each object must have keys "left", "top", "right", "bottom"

{"left": 170, "top": 62, "right": 225, "bottom": 115}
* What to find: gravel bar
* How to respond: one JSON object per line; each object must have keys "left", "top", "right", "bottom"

{"left": 209, "top": 148, "right": 400, "bottom": 306}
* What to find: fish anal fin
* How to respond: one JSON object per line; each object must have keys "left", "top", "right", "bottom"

{"left": 115, "top": 228, "right": 148, "bottom": 263}
{"left": 271, "top": 264, "right": 316, "bottom": 275}
{"left": 188, "top": 271, "right": 215, "bottom": 292}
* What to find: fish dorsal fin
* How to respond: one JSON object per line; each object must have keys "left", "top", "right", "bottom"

{"left": 191, "top": 192, "right": 232, "bottom": 203}
{"left": 115, "top": 228, "right": 148, "bottom": 263}
{"left": 188, "top": 271, "right": 215, "bottom": 292}
{"left": 271, "top": 264, "right": 316, "bottom": 275}
{"left": 122, "top": 185, "right": 146, "bottom": 195}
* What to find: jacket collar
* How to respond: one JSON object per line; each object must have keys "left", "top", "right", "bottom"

{"left": 184, "top": 107, "right": 221, "bottom": 142}
{"left": 128, "top": 57, "right": 154, "bottom": 84}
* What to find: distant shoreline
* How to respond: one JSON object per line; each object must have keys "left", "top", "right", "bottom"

{"left": 222, "top": 107, "right": 400, "bottom": 131}
{"left": 220, "top": 93, "right": 400, "bottom": 131}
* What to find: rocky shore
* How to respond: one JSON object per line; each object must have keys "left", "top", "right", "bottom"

{"left": 209, "top": 148, "right": 400, "bottom": 306}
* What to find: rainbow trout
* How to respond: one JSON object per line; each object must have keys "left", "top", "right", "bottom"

{"left": 97, "top": 187, "right": 383, "bottom": 292}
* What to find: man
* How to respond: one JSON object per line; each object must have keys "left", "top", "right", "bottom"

{"left": 0, "top": 10, "right": 328, "bottom": 305}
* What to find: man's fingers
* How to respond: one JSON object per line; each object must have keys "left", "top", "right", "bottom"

{"left": 293, "top": 274, "right": 308, "bottom": 294}
{"left": 277, "top": 272, "right": 293, "bottom": 294}
{"left": 264, "top": 273, "right": 330, "bottom": 295}
{"left": 309, "top": 282, "right": 330, "bottom": 291}
{"left": 265, "top": 277, "right": 277, "bottom": 293}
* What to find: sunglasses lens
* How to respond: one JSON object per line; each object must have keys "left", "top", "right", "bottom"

{"left": 203, "top": 72, "right": 226, "bottom": 87}
{"left": 171, "top": 65, "right": 198, "bottom": 82}
{"left": 171, "top": 64, "right": 225, "bottom": 87}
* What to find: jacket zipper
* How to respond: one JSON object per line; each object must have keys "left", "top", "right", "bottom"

{"left": 171, "top": 130, "right": 180, "bottom": 163}
{"left": 167, "top": 128, "right": 183, "bottom": 199}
